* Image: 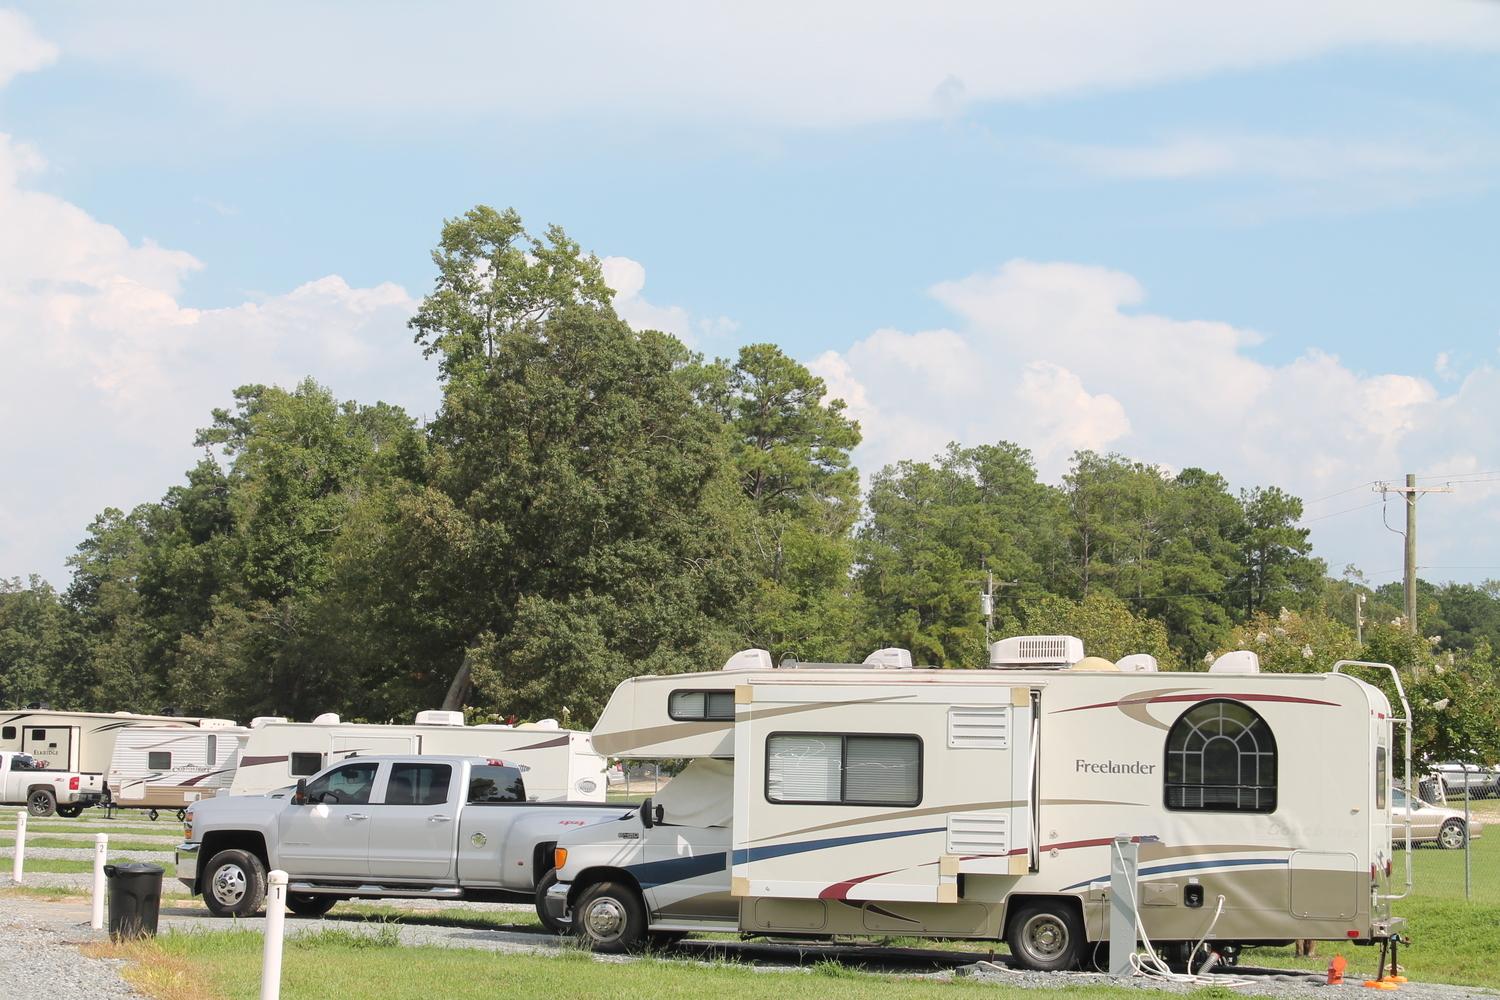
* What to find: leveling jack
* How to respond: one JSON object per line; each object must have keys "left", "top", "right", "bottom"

{"left": 1364, "top": 934, "right": 1410, "bottom": 989}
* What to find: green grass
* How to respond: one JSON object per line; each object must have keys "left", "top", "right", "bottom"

{"left": 7, "top": 856, "right": 177, "bottom": 876}
{"left": 1397, "top": 830, "right": 1500, "bottom": 904}
{"left": 114, "top": 930, "right": 1161, "bottom": 1000}
{"left": 2, "top": 835, "right": 175, "bottom": 852}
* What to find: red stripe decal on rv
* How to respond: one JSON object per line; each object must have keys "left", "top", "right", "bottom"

{"left": 1054, "top": 693, "right": 1338, "bottom": 714}
{"left": 819, "top": 869, "right": 901, "bottom": 900}
{"left": 239, "top": 755, "right": 289, "bottom": 767}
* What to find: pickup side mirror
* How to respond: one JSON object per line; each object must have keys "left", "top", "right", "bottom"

{"left": 654, "top": 803, "right": 665, "bottom": 825}
{"left": 292, "top": 778, "right": 308, "bottom": 806}
{"left": 640, "top": 796, "right": 654, "bottom": 829}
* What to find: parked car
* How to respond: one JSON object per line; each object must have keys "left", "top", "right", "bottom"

{"left": 0, "top": 750, "right": 106, "bottom": 817}
{"left": 1392, "top": 787, "right": 1483, "bottom": 849}
{"left": 1432, "top": 762, "right": 1500, "bottom": 796}
{"left": 177, "top": 754, "right": 625, "bottom": 919}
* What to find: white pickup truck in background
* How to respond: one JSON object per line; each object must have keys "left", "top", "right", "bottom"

{"left": 177, "top": 754, "right": 628, "bottom": 922}
{"left": 0, "top": 751, "right": 107, "bottom": 817}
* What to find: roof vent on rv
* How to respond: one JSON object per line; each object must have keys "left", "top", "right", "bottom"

{"left": 1209, "top": 650, "right": 1260, "bottom": 675}
{"left": 414, "top": 710, "right": 465, "bottom": 727}
{"left": 863, "top": 647, "right": 913, "bottom": 669}
{"left": 723, "top": 648, "right": 773, "bottom": 672}
{"left": 1115, "top": 654, "right": 1160, "bottom": 673}
{"left": 312, "top": 713, "right": 341, "bottom": 725}
{"left": 988, "top": 635, "right": 1085, "bottom": 670}
{"left": 249, "top": 716, "right": 287, "bottom": 729}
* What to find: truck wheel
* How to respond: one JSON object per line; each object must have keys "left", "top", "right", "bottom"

{"left": 202, "top": 848, "right": 267, "bottom": 917}
{"left": 1007, "top": 900, "right": 1086, "bottom": 971}
{"left": 26, "top": 788, "right": 56, "bottom": 818}
{"left": 55, "top": 804, "right": 84, "bottom": 819}
{"left": 534, "top": 869, "right": 567, "bottom": 935}
{"left": 1439, "top": 819, "right": 1467, "bottom": 850}
{"left": 286, "top": 893, "right": 338, "bottom": 917}
{"left": 574, "top": 880, "right": 647, "bottom": 953}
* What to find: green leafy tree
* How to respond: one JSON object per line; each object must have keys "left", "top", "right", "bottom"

{"left": 1003, "top": 592, "right": 1175, "bottom": 665}
{"left": 0, "top": 576, "right": 82, "bottom": 709}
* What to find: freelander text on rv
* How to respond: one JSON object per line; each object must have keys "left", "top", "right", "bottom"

{"left": 545, "top": 638, "right": 1410, "bottom": 970}
{"left": 230, "top": 711, "right": 608, "bottom": 803}
{"left": 0, "top": 710, "right": 237, "bottom": 777}
{"left": 107, "top": 724, "right": 250, "bottom": 818}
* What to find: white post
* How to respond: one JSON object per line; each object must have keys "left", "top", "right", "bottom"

{"left": 260, "top": 869, "right": 288, "bottom": 1000}
{"left": 91, "top": 833, "right": 108, "bottom": 930}
{"left": 11, "top": 811, "right": 24, "bottom": 883}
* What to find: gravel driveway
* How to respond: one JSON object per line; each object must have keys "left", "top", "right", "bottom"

{"left": 0, "top": 913, "right": 142, "bottom": 999}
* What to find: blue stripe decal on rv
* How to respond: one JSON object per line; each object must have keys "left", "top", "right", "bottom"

{"left": 626, "top": 826, "right": 946, "bottom": 890}
{"left": 1060, "top": 856, "right": 1289, "bottom": 892}
{"left": 626, "top": 852, "right": 730, "bottom": 889}
{"left": 732, "top": 826, "right": 946, "bottom": 867}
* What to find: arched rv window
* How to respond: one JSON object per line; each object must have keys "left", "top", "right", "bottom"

{"left": 1164, "top": 699, "right": 1277, "bottom": 813}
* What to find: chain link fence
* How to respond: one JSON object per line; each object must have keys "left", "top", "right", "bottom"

{"left": 1397, "top": 763, "right": 1498, "bottom": 904}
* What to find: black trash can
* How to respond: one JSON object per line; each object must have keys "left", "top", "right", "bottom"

{"left": 104, "top": 862, "right": 164, "bottom": 940}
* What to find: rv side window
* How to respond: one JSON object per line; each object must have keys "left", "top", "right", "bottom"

{"left": 206, "top": 735, "right": 217, "bottom": 764}
{"left": 290, "top": 752, "right": 324, "bottom": 776}
{"left": 1, "top": 727, "right": 14, "bottom": 740}
{"left": 1164, "top": 699, "right": 1277, "bottom": 813}
{"left": 148, "top": 751, "right": 172, "bottom": 770}
{"left": 384, "top": 762, "right": 453, "bottom": 806}
{"left": 468, "top": 764, "right": 527, "bottom": 804}
{"left": 668, "top": 690, "right": 735, "bottom": 721}
{"left": 31, "top": 729, "right": 45, "bottom": 741}
{"left": 766, "top": 734, "right": 921, "bottom": 807}
{"left": 1376, "top": 746, "right": 1387, "bottom": 810}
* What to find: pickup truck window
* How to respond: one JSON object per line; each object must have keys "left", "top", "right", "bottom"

{"left": 305, "top": 761, "right": 379, "bottom": 805}
{"left": 468, "top": 764, "right": 527, "bottom": 804}
{"left": 10, "top": 754, "right": 41, "bottom": 771}
{"left": 384, "top": 762, "right": 452, "bottom": 806}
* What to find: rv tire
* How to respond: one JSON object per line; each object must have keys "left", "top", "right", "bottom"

{"left": 574, "top": 880, "right": 647, "bottom": 953}
{"left": 55, "top": 804, "right": 84, "bottom": 819}
{"left": 1439, "top": 819, "right": 1467, "bottom": 850}
{"left": 534, "top": 869, "right": 567, "bottom": 935}
{"left": 1007, "top": 900, "right": 1086, "bottom": 972}
{"left": 286, "top": 893, "right": 338, "bottom": 917}
{"left": 26, "top": 788, "right": 56, "bottom": 818}
{"left": 202, "top": 848, "right": 267, "bottom": 918}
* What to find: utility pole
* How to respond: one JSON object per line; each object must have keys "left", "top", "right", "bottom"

{"left": 1375, "top": 475, "right": 1452, "bottom": 635}
{"left": 1355, "top": 591, "right": 1366, "bottom": 646}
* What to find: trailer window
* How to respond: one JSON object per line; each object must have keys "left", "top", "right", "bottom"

{"left": 669, "top": 690, "right": 735, "bottom": 721}
{"left": 1164, "top": 700, "right": 1277, "bottom": 813}
{"left": 766, "top": 734, "right": 921, "bottom": 807}
{"left": 1376, "top": 746, "right": 1387, "bottom": 810}
{"left": 384, "top": 762, "right": 452, "bottom": 806}
{"left": 206, "top": 735, "right": 217, "bottom": 764}
{"left": 148, "top": 752, "right": 172, "bottom": 770}
{"left": 1, "top": 727, "right": 14, "bottom": 740}
{"left": 290, "top": 752, "right": 323, "bottom": 776}
{"left": 468, "top": 764, "right": 527, "bottom": 804}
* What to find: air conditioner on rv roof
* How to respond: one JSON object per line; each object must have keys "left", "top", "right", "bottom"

{"left": 1209, "top": 650, "right": 1260, "bottom": 674}
{"left": 1115, "top": 654, "right": 1160, "bottom": 673}
{"left": 723, "top": 648, "right": 773, "bottom": 671}
{"left": 988, "top": 635, "right": 1085, "bottom": 669}
{"left": 414, "top": 710, "right": 465, "bottom": 727}
{"left": 863, "top": 647, "right": 913, "bottom": 669}
{"left": 249, "top": 716, "right": 287, "bottom": 729}
{"left": 312, "top": 713, "right": 341, "bottom": 725}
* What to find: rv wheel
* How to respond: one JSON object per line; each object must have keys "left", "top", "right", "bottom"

{"left": 1007, "top": 901, "right": 1086, "bottom": 972}
{"left": 202, "top": 848, "right": 268, "bottom": 918}
{"left": 534, "top": 869, "right": 567, "bottom": 935}
{"left": 574, "top": 880, "right": 647, "bottom": 953}
{"left": 1439, "top": 819, "right": 1467, "bottom": 850}
{"left": 55, "top": 804, "right": 84, "bottom": 819}
{"left": 26, "top": 788, "right": 56, "bottom": 818}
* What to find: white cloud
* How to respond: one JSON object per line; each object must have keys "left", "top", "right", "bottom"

{"left": 812, "top": 258, "right": 1500, "bottom": 576}
{"left": 1059, "top": 134, "right": 1483, "bottom": 182}
{"left": 56, "top": 3, "right": 1500, "bottom": 127}
{"left": 0, "top": 9, "right": 55, "bottom": 87}
{"left": 602, "top": 255, "right": 737, "bottom": 347}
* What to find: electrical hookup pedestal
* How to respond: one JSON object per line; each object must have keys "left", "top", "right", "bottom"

{"left": 1109, "top": 835, "right": 1139, "bottom": 978}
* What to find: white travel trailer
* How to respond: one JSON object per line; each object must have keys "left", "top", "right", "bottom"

{"left": 0, "top": 710, "right": 236, "bottom": 777}
{"left": 229, "top": 711, "right": 608, "bottom": 803}
{"left": 107, "top": 723, "right": 249, "bottom": 820}
{"left": 546, "top": 638, "right": 1410, "bottom": 970}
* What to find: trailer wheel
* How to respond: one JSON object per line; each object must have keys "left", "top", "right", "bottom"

{"left": 26, "top": 788, "right": 56, "bottom": 818}
{"left": 1439, "top": 818, "right": 1467, "bottom": 850}
{"left": 534, "top": 869, "right": 567, "bottom": 935}
{"left": 573, "top": 880, "right": 647, "bottom": 953}
{"left": 55, "top": 804, "right": 84, "bottom": 819}
{"left": 202, "top": 848, "right": 267, "bottom": 918}
{"left": 1007, "top": 900, "right": 1086, "bottom": 972}
{"left": 286, "top": 893, "right": 338, "bottom": 917}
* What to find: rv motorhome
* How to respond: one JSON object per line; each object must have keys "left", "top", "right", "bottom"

{"left": 545, "top": 638, "right": 1410, "bottom": 971}
{"left": 107, "top": 724, "right": 250, "bottom": 820}
{"left": 0, "top": 710, "right": 236, "bottom": 779}
{"left": 229, "top": 711, "right": 608, "bottom": 803}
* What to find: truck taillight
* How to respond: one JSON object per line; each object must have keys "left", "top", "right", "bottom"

{"left": 554, "top": 847, "right": 568, "bottom": 870}
{"left": 69, "top": 776, "right": 79, "bottom": 791}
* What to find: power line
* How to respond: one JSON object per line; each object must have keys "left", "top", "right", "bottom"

{"left": 1416, "top": 469, "right": 1500, "bottom": 482}
{"left": 1301, "top": 500, "right": 1381, "bottom": 524}
{"left": 1302, "top": 480, "right": 1380, "bottom": 505}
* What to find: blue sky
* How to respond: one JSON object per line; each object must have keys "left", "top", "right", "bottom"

{"left": 2, "top": 3, "right": 1500, "bottom": 591}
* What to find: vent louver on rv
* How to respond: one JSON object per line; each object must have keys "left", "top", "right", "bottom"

{"left": 987, "top": 635, "right": 1085, "bottom": 669}
{"left": 948, "top": 706, "right": 1010, "bottom": 749}
{"left": 947, "top": 812, "right": 1009, "bottom": 855}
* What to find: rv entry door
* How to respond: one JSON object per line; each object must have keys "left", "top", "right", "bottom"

{"left": 22, "top": 726, "right": 77, "bottom": 771}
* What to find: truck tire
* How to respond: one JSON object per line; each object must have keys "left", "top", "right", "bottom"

{"left": 286, "top": 893, "right": 338, "bottom": 917}
{"left": 534, "top": 869, "right": 567, "bottom": 935}
{"left": 55, "top": 804, "right": 84, "bottom": 819}
{"left": 1007, "top": 900, "right": 1086, "bottom": 972}
{"left": 573, "top": 880, "right": 647, "bottom": 953}
{"left": 202, "top": 848, "right": 268, "bottom": 918}
{"left": 26, "top": 788, "right": 56, "bottom": 818}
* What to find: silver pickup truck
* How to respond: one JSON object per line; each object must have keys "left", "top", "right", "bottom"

{"left": 177, "top": 754, "right": 626, "bottom": 919}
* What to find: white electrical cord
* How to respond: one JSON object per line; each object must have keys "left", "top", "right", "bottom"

{"left": 1111, "top": 840, "right": 1254, "bottom": 988}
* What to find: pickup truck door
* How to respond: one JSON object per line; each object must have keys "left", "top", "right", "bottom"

{"left": 276, "top": 760, "right": 380, "bottom": 878}
{"left": 366, "top": 761, "right": 459, "bottom": 881}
